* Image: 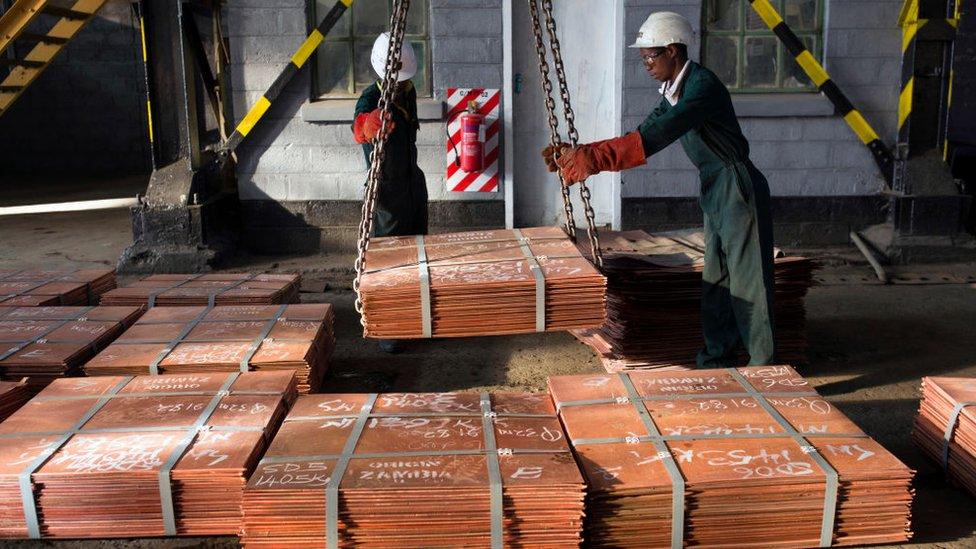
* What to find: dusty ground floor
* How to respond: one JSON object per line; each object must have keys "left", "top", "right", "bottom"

{"left": 1, "top": 208, "right": 975, "bottom": 548}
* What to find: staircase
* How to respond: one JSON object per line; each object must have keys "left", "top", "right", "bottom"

{"left": 0, "top": 0, "right": 106, "bottom": 117}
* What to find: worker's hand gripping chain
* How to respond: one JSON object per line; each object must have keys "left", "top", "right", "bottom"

{"left": 528, "top": 0, "right": 603, "bottom": 267}
{"left": 353, "top": 0, "right": 411, "bottom": 333}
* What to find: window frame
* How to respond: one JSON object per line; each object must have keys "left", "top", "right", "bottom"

{"left": 311, "top": 0, "right": 432, "bottom": 100}
{"left": 701, "top": 0, "right": 825, "bottom": 94}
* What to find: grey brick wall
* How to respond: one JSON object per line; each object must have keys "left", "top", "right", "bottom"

{"left": 0, "top": 0, "right": 149, "bottom": 176}
{"left": 621, "top": 0, "right": 900, "bottom": 198}
{"left": 229, "top": 0, "right": 505, "bottom": 203}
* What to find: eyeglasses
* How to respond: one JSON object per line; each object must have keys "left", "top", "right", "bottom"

{"left": 641, "top": 50, "right": 667, "bottom": 64}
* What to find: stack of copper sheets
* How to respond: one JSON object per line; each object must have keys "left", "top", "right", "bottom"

{"left": 548, "top": 365, "right": 914, "bottom": 547}
{"left": 0, "top": 371, "right": 297, "bottom": 539}
{"left": 0, "top": 306, "right": 143, "bottom": 392}
{"left": 0, "top": 269, "right": 116, "bottom": 307}
{"left": 0, "top": 378, "right": 29, "bottom": 421}
{"left": 99, "top": 273, "right": 301, "bottom": 307}
{"left": 359, "top": 227, "right": 606, "bottom": 338}
{"left": 914, "top": 376, "right": 976, "bottom": 497}
{"left": 572, "top": 230, "right": 814, "bottom": 372}
{"left": 242, "top": 392, "right": 585, "bottom": 548}
{"left": 83, "top": 304, "right": 334, "bottom": 393}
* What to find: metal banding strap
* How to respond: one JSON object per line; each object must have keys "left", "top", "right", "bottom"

{"left": 728, "top": 368, "right": 838, "bottom": 548}
{"left": 238, "top": 303, "right": 289, "bottom": 372}
{"left": 480, "top": 393, "right": 504, "bottom": 549}
{"left": 223, "top": 0, "right": 353, "bottom": 155}
{"left": 157, "top": 371, "right": 242, "bottom": 536}
{"left": 747, "top": 0, "right": 893, "bottom": 185}
{"left": 512, "top": 229, "right": 546, "bottom": 332}
{"left": 416, "top": 235, "right": 433, "bottom": 338}
{"left": 326, "top": 393, "right": 377, "bottom": 549}
{"left": 618, "top": 374, "right": 685, "bottom": 549}
{"left": 146, "top": 274, "right": 205, "bottom": 308}
{"left": 147, "top": 305, "right": 214, "bottom": 375}
{"left": 17, "top": 376, "right": 134, "bottom": 539}
{"left": 942, "top": 401, "right": 976, "bottom": 470}
{"left": 0, "top": 306, "right": 97, "bottom": 362}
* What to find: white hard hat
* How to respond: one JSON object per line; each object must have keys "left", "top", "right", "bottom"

{"left": 629, "top": 11, "right": 694, "bottom": 49}
{"left": 371, "top": 32, "right": 417, "bottom": 82}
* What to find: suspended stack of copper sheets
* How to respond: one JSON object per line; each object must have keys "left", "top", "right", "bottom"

{"left": 241, "top": 392, "right": 585, "bottom": 548}
{"left": 0, "top": 306, "right": 143, "bottom": 392}
{"left": 0, "top": 269, "right": 116, "bottom": 306}
{"left": 359, "top": 227, "right": 606, "bottom": 338}
{"left": 99, "top": 273, "right": 301, "bottom": 307}
{"left": 0, "top": 370, "right": 297, "bottom": 540}
{"left": 83, "top": 304, "right": 334, "bottom": 393}
{"left": 0, "top": 378, "right": 29, "bottom": 422}
{"left": 572, "top": 230, "right": 814, "bottom": 372}
{"left": 914, "top": 376, "right": 976, "bottom": 497}
{"left": 548, "top": 365, "right": 914, "bottom": 548}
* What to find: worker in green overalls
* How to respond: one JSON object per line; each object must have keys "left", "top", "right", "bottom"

{"left": 352, "top": 33, "right": 428, "bottom": 353}
{"left": 543, "top": 12, "right": 775, "bottom": 368}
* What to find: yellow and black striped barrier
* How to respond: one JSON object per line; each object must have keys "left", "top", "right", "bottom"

{"left": 133, "top": 0, "right": 155, "bottom": 168}
{"left": 221, "top": 0, "right": 354, "bottom": 155}
{"left": 747, "top": 0, "right": 895, "bottom": 186}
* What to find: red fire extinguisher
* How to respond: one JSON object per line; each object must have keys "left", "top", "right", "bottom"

{"left": 459, "top": 100, "right": 484, "bottom": 173}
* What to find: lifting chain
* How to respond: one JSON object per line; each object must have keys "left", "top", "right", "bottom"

{"left": 527, "top": 0, "right": 576, "bottom": 241}
{"left": 539, "top": 0, "right": 602, "bottom": 267}
{"left": 353, "top": 0, "right": 411, "bottom": 329}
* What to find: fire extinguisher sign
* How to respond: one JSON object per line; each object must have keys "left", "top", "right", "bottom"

{"left": 446, "top": 87, "right": 500, "bottom": 192}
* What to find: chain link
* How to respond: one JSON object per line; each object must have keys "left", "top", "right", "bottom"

{"left": 527, "top": 0, "right": 576, "bottom": 240}
{"left": 539, "top": 0, "right": 603, "bottom": 267}
{"left": 353, "top": 0, "right": 411, "bottom": 332}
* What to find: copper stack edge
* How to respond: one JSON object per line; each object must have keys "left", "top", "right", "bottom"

{"left": 359, "top": 227, "right": 607, "bottom": 338}
{"left": 0, "top": 306, "right": 143, "bottom": 392}
{"left": 548, "top": 365, "right": 914, "bottom": 548}
{"left": 571, "top": 230, "right": 814, "bottom": 372}
{"left": 83, "top": 304, "right": 335, "bottom": 394}
{"left": 0, "top": 269, "right": 116, "bottom": 307}
{"left": 242, "top": 392, "right": 586, "bottom": 548}
{"left": 0, "top": 370, "right": 298, "bottom": 539}
{"left": 0, "top": 378, "right": 29, "bottom": 422}
{"left": 914, "top": 376, "right": 976, "bottom": 497}
{"left": 99, "top": 273, "right": 301, "bottom": 307}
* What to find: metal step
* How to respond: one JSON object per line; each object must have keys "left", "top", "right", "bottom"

{"left": 17, "top": 32, "right": 69, "bottom": 45}
{"left": 0, "top": 58, "right": 44, "bottom": 68}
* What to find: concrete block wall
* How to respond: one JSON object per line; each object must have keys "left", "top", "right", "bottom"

{"left": 621, "top": 0, "right": 901, "bottom": 199}
{"left": 228, "top": 0, "right": 505, "bottom": 205}
{"left": 0, "top": 0, "right": 149, "bottom": 176}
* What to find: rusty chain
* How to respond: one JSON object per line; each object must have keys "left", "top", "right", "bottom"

{"left": 539, "top": 0, "right": 603, "bottom": 267}
{"left": 527, "top": 0, "right": 577, "bottom": 240}
{"left": 353, "top": 0, "right": 411, "bottom": 330}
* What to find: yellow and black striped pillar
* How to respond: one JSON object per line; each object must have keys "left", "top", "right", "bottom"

{"left": 748, "top": 0, "right": 895, "bottom": 186}
{"left": 222, "top": 0, "right": 354, "bottom": 155}
{"left": 896, "top": 0, "right": 959, "bottom": 161}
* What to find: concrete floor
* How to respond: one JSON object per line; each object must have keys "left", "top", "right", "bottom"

{"left": 2, "top": 208, "right": 976, "bottom": 548}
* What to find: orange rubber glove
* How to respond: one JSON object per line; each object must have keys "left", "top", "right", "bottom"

{"left": 352, "top": 110, "right": 396, "bottom": 144}
{"left": 550, "top": 132, "right": 647, "bottom": 186}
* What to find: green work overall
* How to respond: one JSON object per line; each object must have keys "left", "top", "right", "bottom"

{"left": 355, "top": 81, "right": 429, "bottom": 237}
{"left": 637, "top": 61, "right": 776, "bottom": 367}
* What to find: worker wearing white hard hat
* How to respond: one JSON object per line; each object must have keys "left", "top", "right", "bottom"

{"left": 543, "top": 11, "right": 777, "bottom": 368}
{"left": 352, "top": 33, "right": 427, "bottom": 354}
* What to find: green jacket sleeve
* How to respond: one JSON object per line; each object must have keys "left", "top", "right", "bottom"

{"left": 637, "top": 73, "right": 719, "bottom": 157}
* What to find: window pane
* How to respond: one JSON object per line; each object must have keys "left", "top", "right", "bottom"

{"left": 783, "top": 0, "right": 818, "bottom": 30}
{"left": 706, "top": 0, "right": 741, "bottom": 30}
{"left": 745, "top": 1, "right": 769, "bottom": 30}
{"left": 317, "top": 42, "right": 352, "bottom": 96}
{"left": 705, "top": 35, "right": 739, "bottom": 88}
{"left": 743, "top": 36, "right": 778, "bottom": 88}
{"left": 317, "top": 0, "right": 350, "bottom": 37}
{"left": 781, "top": 36, "right": 816, "bottom": 88}
{"left": 405, "top": 0, "right": 427, "bottom": 35}
{"left": 410, "top": 40, "right": 429, "bottom": 96}
{"left": 354, "top": 0, "right": 389, "bottom": 36}
{"left": 354, "top": 40, "right": 378, "bottom": 91}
